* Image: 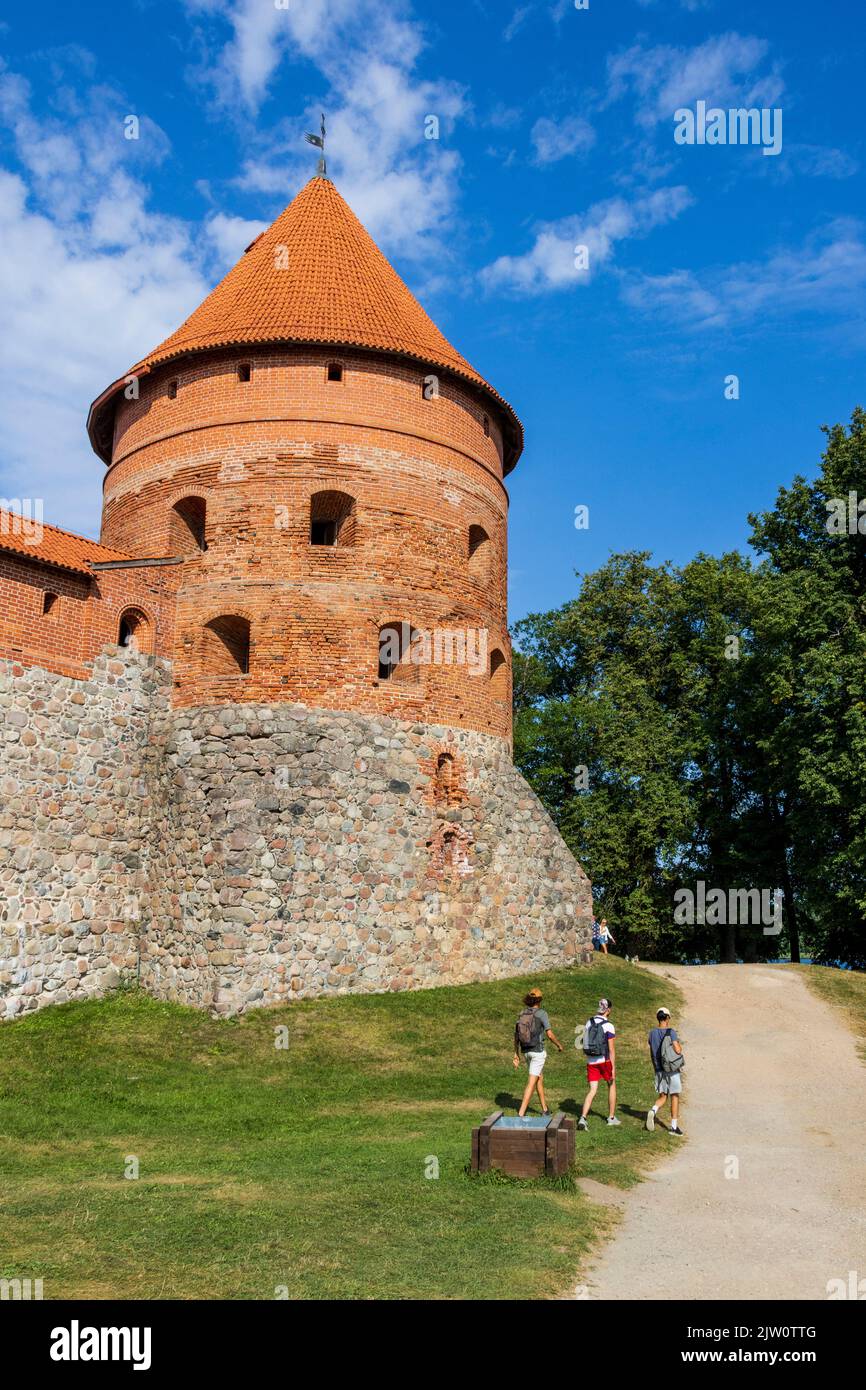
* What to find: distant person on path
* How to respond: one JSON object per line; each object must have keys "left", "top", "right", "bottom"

{"left": 577, "top": 998, "right": 619, "bottom": 1129}
{"left": 592, "top": 918, "right": 601, "bottom": 952}
{"left": 513, "top": 988, "right": 564, "bottom": 1118}
{"left": 598, "top": 919, "right": 615, "bottom": 955}
{"left": 646, "top": 1007, "right": 685, "bottom": 1135}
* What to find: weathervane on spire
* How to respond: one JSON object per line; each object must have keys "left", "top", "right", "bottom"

{"left": 305, "top": 112, "right": 327, "bottom": 178}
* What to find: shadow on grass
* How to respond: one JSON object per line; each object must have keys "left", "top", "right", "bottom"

{"left": 494, "top": 1091, "right": 523, "bottom": 1112}
{"left": 618, "top": 1104, "right": 649, "bottom": 1122}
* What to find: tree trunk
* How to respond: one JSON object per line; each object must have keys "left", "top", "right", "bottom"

{"left": 781, "top": 857, "right": 801, "bottom": 963}
{"left": 720, "top": 918, "right": 737, "bottom": 963}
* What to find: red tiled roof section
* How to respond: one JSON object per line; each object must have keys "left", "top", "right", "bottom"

{"left": 134, "top": 178, "right": 501, "bottom": 393}
{"left": 85, "top": 177, "right": 522, "bottom": 468}
{"left": 0, "top": 510, "right": 130, "bottom": 575}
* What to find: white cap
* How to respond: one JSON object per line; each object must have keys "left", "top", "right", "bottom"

{"left": 656, "top": 1006, "right": 671, "bottom": 1018}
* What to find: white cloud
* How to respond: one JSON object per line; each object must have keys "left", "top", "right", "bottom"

{"left": 0, "top": 71, "right": 208, "bottom": 534}
{"left": 184, "top": 0, "right": 467, "bottom": 262}
{"left": 620, "top": 220, "right": 866, "bottom": 331}
{"left": 203, "top": 211, "right": 269, "bottom": 269}
{"left": 606, "top": 32, "right": 784, "bottom": 130}
{"left": 0, "top": 64, "right": 171, "bottom": 221}
{"left": 531, "top": 114, "right": 596, "bottom": 164}
{"left": 504, "top": 5, "right": 534, "bottom": 42}
{"left": 779, "top": 144, "right": 859, "bottom": 180}
{"left": 636, "top": 0, "right": 714, "bottom": 11}
{"left": 0, "top": 5, "right": 474, "bottom": 531}
{"left": 479, "top": 185, "right": 693, "bottom": 294}
{"left": 620, "top": 268, "right": 725, "bottom": 329}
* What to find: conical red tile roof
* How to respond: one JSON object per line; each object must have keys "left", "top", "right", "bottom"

{"left": 88, "top": 177, "right": 522, "bottom": 469}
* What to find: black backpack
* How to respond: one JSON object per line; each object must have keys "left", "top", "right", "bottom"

{"left": 516, "top": 1008, "right": 544, "bottom": 1052}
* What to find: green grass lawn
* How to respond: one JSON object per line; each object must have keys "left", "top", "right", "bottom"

{"left": 799, "top": 963, "right": 866, "bottom": 1062}
{"left": 0, "top": 956, "right": 682, "bottom": 1300}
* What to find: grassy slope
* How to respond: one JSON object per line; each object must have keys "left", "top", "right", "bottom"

{"left": 799, "top": 963, "right": 866, "bottom": 1062}
{"left": 0, "top": 957, "right": 682, "bottom": 1300}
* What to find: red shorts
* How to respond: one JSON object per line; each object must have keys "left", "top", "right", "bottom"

{"left": 587, "top": 1060, "right": 613, "bottom": 1083}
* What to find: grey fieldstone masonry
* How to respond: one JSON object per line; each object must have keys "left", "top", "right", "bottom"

{"left": 0, "top": 649, "right": 172, "bottom": 1017}
{"left": 1, "top": 647, "right": 593, "bottom": 1019}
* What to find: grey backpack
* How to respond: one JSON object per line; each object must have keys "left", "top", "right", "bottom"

{"left": 660, "top": 1032, "right": 685, "bottom": 1074}
{"left": 580, "top": 1016, "right": 608, "bottom": 1057}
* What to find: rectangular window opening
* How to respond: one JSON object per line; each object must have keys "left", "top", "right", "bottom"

{"left": 310, "top": 519, "right": 338, "bottom": 546}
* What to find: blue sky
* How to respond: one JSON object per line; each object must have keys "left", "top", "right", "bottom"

{"left": 1, "top": 0, "right": 864, "bottom": 620}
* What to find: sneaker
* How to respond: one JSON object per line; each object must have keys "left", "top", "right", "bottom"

{"left": 606, "top": 1116, "right": 621, "bottom": 1126}
{"left": 577, "top": 1117, "right": 588, "bottom": 1131}
{"left": 645, "top": 1108, "right": 655, "bottom": 1132}
{"left": 541, "top": 1110, "right": 551, "bottom": 1118}
{"left": 670, "top": 1125, "right": 685, "bottom": 1136}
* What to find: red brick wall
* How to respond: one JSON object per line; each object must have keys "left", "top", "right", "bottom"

{"left": 0, "top": 553, "right": 177, "bottom": 678}
{"left": 101, "top": 348, "right": 514, "bottom": 738}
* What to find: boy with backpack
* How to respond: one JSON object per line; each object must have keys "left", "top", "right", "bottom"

{"left": 513, "top": 988, "right": 564, "bottom": 1118}
{"left": 646, "top": 1006, "right": 685, "bottom": 1135}
{"left": 577, "top": 998, "right": 619, "bottom": 1129}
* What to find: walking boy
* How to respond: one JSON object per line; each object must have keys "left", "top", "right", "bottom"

{"left": 577, "top": 998, "right": 619, "bottom": 1129}
{"left": 646, "top": 1006, "right": 685, "bottom": 1135}
{"left": 513, "top": 988, "right": 564, "bottom": 1118}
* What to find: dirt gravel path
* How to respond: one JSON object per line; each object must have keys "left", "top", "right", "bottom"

{"left": 579, "top": 964, "right": 866, "bottom": 1301}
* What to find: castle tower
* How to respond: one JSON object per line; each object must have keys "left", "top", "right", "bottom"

{"left": 76, "top": 177, "right": 591, "bottom": 1011}
{"left": 88, "top": 177, "right": 519, "bottom": 735}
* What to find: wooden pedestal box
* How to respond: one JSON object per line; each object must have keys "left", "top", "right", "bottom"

{"left": 470, "top": 1110, "right": 575, "bottom": 1178}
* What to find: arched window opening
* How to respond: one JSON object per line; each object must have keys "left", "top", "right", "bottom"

{"left": 483, "top": 414, "right": 490, "bottom": 437}
{"left": 42, "top": 591, "right": 58, "bottom": 617}
{"left": 468, "top": 524, "right": 491, "bottom": 582}
{"left": 168, "top": 379, "right": 178, "bottom": 400}
{"left": 170, "top": 496, "right": 207, "bottom": 554}
{"left": 327, "top": 362, "right": 344, "bottom": 383}
{"left": 427, "top": 824, "right": 474, "bottom": 876}
{"left": 489, "top": 648, "right": 508, "bottom": 701}
{"left": 203, "top": 615, "right": 250, "bottom": 676}
{"left": 310, "top": 490, "right": 356, "bottom": 547}
{"left": 378, "top": 621, "right": 421, "bottom": 685}
{"left": 238, "top": 362, "right": 251, "bottom": 383}
{"left": 435, "top": 752, "right": 454, "bottom": 802}
{"left": 118, "top": 608, "right": 153, "bottom": 655}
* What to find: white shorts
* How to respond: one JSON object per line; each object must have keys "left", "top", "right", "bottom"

{"left": 526, "top": 1050, "right": 547, "bottom": 1076}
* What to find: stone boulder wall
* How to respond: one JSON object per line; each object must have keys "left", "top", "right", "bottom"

{"left": 1, "top": 650, "right": 593, "bottom": 1020}
{"left": 0, "top": 650, "right": 172, "bottom": 1018}
{"left": 145, "top": 704, "right": 594, "bottom": 1014}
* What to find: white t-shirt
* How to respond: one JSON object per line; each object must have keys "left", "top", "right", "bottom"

{"left": 586, "top": 1016, "right": 616, "bottom": 1065}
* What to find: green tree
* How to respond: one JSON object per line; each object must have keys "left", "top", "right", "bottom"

{"left": 513, "top": 410, "right": 866, "bottom": 967}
